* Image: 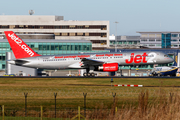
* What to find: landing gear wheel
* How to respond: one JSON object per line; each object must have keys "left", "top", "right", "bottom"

{"left": 87, "top": 73, "right": 91, "bottom": 77}
{"left": 158, "top": 73, "right": 162, "bottom": 77}
{"left": 90, "top": 73, "right": 95, "bottom": 77}
{"left": 158, "top": 74, "right": 161, "bottom": 77}
{"left": 152, "top": 71, "right": 156, "bottom": 75}
{"left": 83, "top": 73, "right": 87, "bottom": 77}
{"left": 83, "top": 72, "right": 95, "bottom": 77}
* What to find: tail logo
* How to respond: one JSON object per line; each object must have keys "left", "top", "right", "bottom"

{"left": 8, "top": 33, "right": 34, "bottom": 57}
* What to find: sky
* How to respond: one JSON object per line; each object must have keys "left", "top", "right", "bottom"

{"left": 0, "top": 0, "right": 180, "bottom": 36}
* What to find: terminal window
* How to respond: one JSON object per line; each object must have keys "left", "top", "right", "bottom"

{"left": 171, "top": 34, "right": 178, "bottom": 37}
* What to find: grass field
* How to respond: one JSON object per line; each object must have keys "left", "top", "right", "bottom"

{"left": 0, "top": 77, "right": 179, "bottom": 106}
{"left": 1, "top": 77, "right": 180, "bottom": 119}
{"left": 1, "top": 77, "right": 180, "bottom": 88}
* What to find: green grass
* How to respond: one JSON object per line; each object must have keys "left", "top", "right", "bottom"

{"left": 0, "top": 77, "right": 179, "bottom": 108}
{"left": 0, "top": 77, "right": 179, "bottom": 86}
{"left": 0, "top": 77, "right": 179, "bottom": 119}
{"left": 0, "top": 77, "right": 180, "bottom": 119}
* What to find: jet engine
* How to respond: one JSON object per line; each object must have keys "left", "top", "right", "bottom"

{"left": 98, "top": 63, "right": 119, "bottom": 72}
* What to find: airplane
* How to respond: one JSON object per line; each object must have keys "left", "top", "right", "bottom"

{"left": 4, "top": 31, "right": 174, "bottom": 77}
{"left": 149, "top": 66, "right": 178, "bottom": 77}
{"left": 149, "top": 60, "right": 178, "bottom": 77}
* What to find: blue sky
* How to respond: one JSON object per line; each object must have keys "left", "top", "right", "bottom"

{"left": 1, "top": 0, "right": 180, "bottom": 35}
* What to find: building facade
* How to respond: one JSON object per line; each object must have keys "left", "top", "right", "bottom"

{"left": 0, "top": 15, "right": 109, "bottom": 50}
{"left": 110, "top": 32, "right": 180, "bottom": 49}
{"left": 109, "top": 35, "right": 141, "bottom": 48}
{"left": 137, "top": 32, "right": 180, "bottom": 48}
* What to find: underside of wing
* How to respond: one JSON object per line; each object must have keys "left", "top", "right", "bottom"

{"left": 68, "top": 58, "right": 104, "bottom": 68}
{"left": 81, "top": 58, "right": 104, "bottom": 66}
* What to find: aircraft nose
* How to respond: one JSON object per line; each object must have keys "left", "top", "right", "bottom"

{"left": 169, "top": 57, "right": 174, "bottom": 63}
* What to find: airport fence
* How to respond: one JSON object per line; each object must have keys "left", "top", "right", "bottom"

{"left": 0, "top": 87, "right": 179, "bottom": 119}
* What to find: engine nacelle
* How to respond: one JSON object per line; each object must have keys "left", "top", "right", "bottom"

{"left": 98, "top": 63, "right": 119, "bottom": 72}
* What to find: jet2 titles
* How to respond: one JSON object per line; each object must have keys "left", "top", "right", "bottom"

{"left": 125, "top": 53, "right": 148, "bottom": 64}
{"left": 8, "top": 33, "right": 35, "bottom": 57}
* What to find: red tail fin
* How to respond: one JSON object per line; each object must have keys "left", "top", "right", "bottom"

{"left": 4, "top": 31, "right": 41, "bottom": 59}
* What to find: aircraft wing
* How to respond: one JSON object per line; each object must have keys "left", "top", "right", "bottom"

{"left": 81, "top": 58, "right": 104, "bottom": 66}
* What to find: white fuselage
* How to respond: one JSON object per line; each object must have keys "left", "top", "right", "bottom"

{"left": 9, "top": 51, "right": 174, "bottom": 70}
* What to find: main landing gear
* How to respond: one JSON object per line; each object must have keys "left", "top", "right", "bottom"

{"left": 83, "top": 67, "right": 96, "bottom": 77}
{"left": 83, "top": 72, "right": 96, "bottom": 77}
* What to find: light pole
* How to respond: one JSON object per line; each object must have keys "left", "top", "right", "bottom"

{"left": 114, "top": 21, "right": 119, "bottom": 52}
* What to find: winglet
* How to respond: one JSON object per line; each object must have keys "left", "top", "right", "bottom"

{"left": 4, "top": 31, "right": 41, "bottom": 59}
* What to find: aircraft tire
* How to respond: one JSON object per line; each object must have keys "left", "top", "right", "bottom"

{"left": 90, "top": 73, "right": 95, "bottom": 77}
{"left": 87, "top": 73, "right": 91, "bottom": 77}
{"left": 158, "top": 73, "right": 162, "bottom": 77}
{"left": 152, "top": 71, "right": 156, "bottom": 75}
{"left": 83, "top": 73, "right": 88, "bottom": 77}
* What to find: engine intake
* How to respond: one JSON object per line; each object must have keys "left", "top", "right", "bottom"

{"left": 98, "top": 63, "right": 119, "bottom": 72}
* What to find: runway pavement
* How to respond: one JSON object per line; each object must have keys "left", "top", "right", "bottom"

{"left": 0, "top": 76, "right": 180, "bottom": 78}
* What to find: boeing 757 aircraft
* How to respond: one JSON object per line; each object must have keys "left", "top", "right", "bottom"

{"left": 4, "top": 31, "right": 174, "bottom": 77}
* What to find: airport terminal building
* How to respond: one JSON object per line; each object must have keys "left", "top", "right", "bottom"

{"left": 0, "top": 15, "right": 109, "bottom": 50}
{"left": 109, "top": 35, "right": 141, "bottom": 48}
{"left": 110, "top": 32, "right": 180, "bottom": 49}
{"left": 137, "top": 31, "right": 180, "bottom": 48}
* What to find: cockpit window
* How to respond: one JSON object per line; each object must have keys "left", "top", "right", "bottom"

{"left": 164, "top": 55, "right": 168, "bottom": 57}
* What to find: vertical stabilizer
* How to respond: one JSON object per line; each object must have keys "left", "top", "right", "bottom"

{"left": 173, "top": 55, "right": 177, "bottom": 66}
{"left": 4, "top": 31, "right": 41, "bottom": 59}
